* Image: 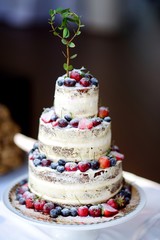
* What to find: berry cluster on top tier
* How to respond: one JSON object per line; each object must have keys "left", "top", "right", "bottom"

{"left": 41, "top": 106, "right": 111, "bottom": 129}
{"left": 15, "top": 180, "right": 131, "bottom": 218}
{"left": 57, "top": 69, "right": 99, "bottom": 87}
{"left": 29, "top": 143, "right": 124, "bottom": 172}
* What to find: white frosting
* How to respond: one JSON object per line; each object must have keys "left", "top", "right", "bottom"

{"left": 54, "top": 79, "right": 99, "bottom": 118}
{"left": 28, "top": 161, "right": 123, "bottom": 205}
{"left": 38, "top": 120, "right": 111, "bottom": 161}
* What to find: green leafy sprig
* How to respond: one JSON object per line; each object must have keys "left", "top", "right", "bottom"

{"left": 49, "top": 8, "right": 84, "bottom": 77}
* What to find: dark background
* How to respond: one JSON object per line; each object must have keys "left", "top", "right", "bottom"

{"left": 0, "top": 0, "right": 160, "bottom": 182}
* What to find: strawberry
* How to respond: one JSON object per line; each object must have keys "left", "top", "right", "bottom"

{"left": 98, "top": 156, "right": 110, "bottom": 169}
{"left": 70, "top": 70, "right": 82, "bottom": 82}
{"left": 41, "top": 110, "right": 54, "bottom": 123}
{"left": 89, "top": 205, "right": 102, "bottom": 217}
{"left": 77, "top": 206, "right": 89, "bottom": 217}
{"left": 107, "top": 199, "right": 118, "bottom": 209}
{"left": 79, "top": 77, "right": 91, "bottom": 87}
{"left": 115, "top": 195, "right": 126, "bottom": 209}
{"left": 98, "top": 107, "right": 109, "bottom": 118}
{"left": 26, "top": 198, "right": 34, "bottom": 208}
{"left": 65, "top": 162, "right": 78, "bottom": 171}
{"left": 110, "top": 151, "right": 124, "bottom": 161}
{"left": 78, "top": 119, "right": 93, "bottom": 130}
{"left": 34, "top": 199, "right": 46, "bottom": 211}
{"left": 101, "top": 203, "right": 118, "bottom": 217}
{"left": 78, "top": 161, "right": 90, "bottom": 172}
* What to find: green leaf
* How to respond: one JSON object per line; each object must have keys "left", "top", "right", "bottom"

{"left": 80, "top": 24, "right": 85, "bottom": 27}
{"left": 68, "top": 65, "right": 73, "bottom": 70}
{"left": 63, "top": 28, "right": 70, "bottom": 38}
{"left": 76, "top": 31, "right": 81, "bottom": 36}
{"left": 70, "top": 54, "right": 77, "bottom": 59}
{"left": 68, "top": 42, "right": 75, "bottom": 48}
{"left": 56, "top": 7, "right": 63, "bottom": 13}
{"left": 49, "top": 9, "right": 54, "bottom": 16}
{"left": 61, "top": 39, "right": 68, "bottom": 45}
{"left": 53, "top": 31, "right": 59, "bottom": 36}
{"left": 63, "top": 63, "right": 68, "bottom": 71}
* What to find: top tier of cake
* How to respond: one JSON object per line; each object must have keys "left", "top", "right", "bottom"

{"left": 54, "top": 73, "right": 99, "bottom": 118}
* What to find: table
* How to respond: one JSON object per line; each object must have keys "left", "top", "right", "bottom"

{"left": 0, "top": 164, "right": 160, "bottom": 240}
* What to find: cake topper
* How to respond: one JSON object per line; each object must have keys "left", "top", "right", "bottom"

{"left": 49, "top": 8, "right": 84, "bottom": 77}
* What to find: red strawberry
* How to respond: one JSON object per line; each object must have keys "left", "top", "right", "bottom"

{"left": 101, "top": 203, "right": 118, "bottom": 217}
{"left": 77, "top": 206, "right": 89, "bottom": 217}
{"left": 70, "top": 70, "right": 82, "bottom": 82}
{"left": 89, "top": 205, "right": 102, "bottom": 217}
{"left": 41, "top": 110, "right": 54, "bottom": 123}
{"left": 34, "top": 199, "right": 46, "bottom": 211}
{"left": 17, "top": 185, "right": 29, "bottom": 194}
{"left": 107, "top": 199, "right": 118, "bottom": 209}
{"left": 78, "top": 119, "right": 93, "bottom": 130}
{"left": 43, "top": 202, "right": 54, "bottom": 214}
{"left": 79, "top": 77, "right": 91, "bottom": 87}
{"left": 65, "top": 162, "right": 78, "bottom": 171}
{"left": 26, "top": 198, "right": 34, "bottom": 208}
{"left": 23, "top": 191, "right": 35, "bottom": 200}
{"left": 98, "top": 156, "right": 110, "bottom": 169}
{"left": 110, "top": 151, "right": 124, "bottom": 161}
{"left": 98, "top": 107, "right": 109, "bottom": 118}
{"left": 78, "top": 161, "right": 90, "bottom": 172}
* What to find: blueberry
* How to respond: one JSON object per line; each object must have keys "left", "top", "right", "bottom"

{"left": 90, "top": 160, "right": 99, "bottom": 170}
{"left": 64, "top": 78, "right": 76, "bottom": 87}
{"left": 104, "top": 116, "right": 111, "bottom": 123}
{"left": 50, "top": 209, "right": 59, "bottom": 218}
{"left": 55, "top": 206, "right": 62, "bottom": 215}
{"left": 19, "top": 179, "right": 27, "bottom": 186}
{"left": 58, "top": 159, "right": 66, "bottom": 166}
{"left": 19, "top": 197, "right": 26, "bottom": 205}
{"left": 51, "top": 162, "right": 58, "bottom": 169}
{"left": 64, "top": 115, "right": 72, "bottom": 122}
{"left": 110, "top": 157, "right": 117, "bottom": 166}
{"left": 58, "top": 119, "right": 68, "bottom": 128}
{"left": 91, "top": 77, "right": 99, "bottom": 87}
{"left": 51, "top": 115, "right": 58, "bottom": 121}
{"left": 119, "top": 189, "right": 131, "bottom": 198}
{"left": 85, "top": 73, "right": 93, "bottom": 79}
{"left": 57, "top": 79, "right": 64, "bottom": 86}
{"left": 16, "top": 193, "right": 23, "bottom": 201}
{"left": 33, "top": 158, "right": 41, "bottom": 167}
{"left": 57, "top": 165, "right": 65, "bottom": 173}
{"left": 70, "top": 207, "right": 78, "bottom": 217}
{"left": 125, "top": 197, "right": 130, "bottom": 204}
{"left": 61, "top": 208, "right": 70, "bottom": 217}
{"left": 40, "top": 153, "right": 47, "bottom": 159}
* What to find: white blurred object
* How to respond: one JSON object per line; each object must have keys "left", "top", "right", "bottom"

{"left": 14, "top": 133, "right": 36, "bottom": 152}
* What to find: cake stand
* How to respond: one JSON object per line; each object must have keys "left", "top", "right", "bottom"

{"left": 2, "top": 174, "right": 146, "bottom": 240}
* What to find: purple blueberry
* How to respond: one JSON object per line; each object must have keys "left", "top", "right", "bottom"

{"left": 104, "top": 116, "right": 111, "bottom": 123}
{"left": 110, "top": 157, "right": 117, "bottom": 166}
{"left": 64, "top": 114, "right": 72, "bottom": 122}
{"left": 58, "top": 119, "right": 68, "bottom": 128}
{"left": 91, "top": 77, "right": 99, "bottom": 87}
{"left": 50, "top": 209, "right": 59, "bottom": 218}
{"left": 90, "top": 160, "right": 99, "bottom": 170}
{"left": 33, "top": 158, "right": 41, "bottom": 167}
{"left": 51, "top": 162, "right": 58, "bottom": 169}
{"left": 57, "top": 79, "right": 64, "bottom": 86}
{"left": 64, "top": 78, "right": 76, "bottom": 87}
{"left": 58, "top": 159, "right": 66, "bottom": 166}
{"left": 19, "top": 197, "right": 26, "bottom": 205}
{"left": 70, "top": 207, "right": 78, "bottom": 216}
{"left": 61, "top": 208, "right": 70, "bottom": 217}
{"left": 57, "top": 165, "right": 65, "bottom": 173}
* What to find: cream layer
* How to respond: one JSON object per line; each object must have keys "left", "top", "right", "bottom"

{"left": 28, "top": 161, "right": 123, "bottom": 205}
{"left": 38, "top": 121, "right": 111, "bottom": 161}
{"left": 54, "top": 79, "right": 99, "bottom": 118}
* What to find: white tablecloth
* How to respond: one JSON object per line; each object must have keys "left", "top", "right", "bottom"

{"left": 0, "top": 164, "right": 160, "bottom": 240}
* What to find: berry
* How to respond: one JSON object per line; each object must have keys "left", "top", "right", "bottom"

{"left": 89, "top": 205, "right": 101, "bottom": 217}
{"left": 79, "top": 77, "right": 91, "bottom": 87}
{"left": 109, "top": 157, "right": 117, "bottom": 167}
{"left": 65, "top": 162, "right": 78, "bottom": 171}
{"left": 70, "top": 118, "right": 79, "bottom": 128}
{"left": 61, "top": 208, "right": 70, "bottom": 217}
{"left": 55, "top": 206, "right": 62, "bottom": 215}
{"left": 19, "top": 179, "right": 27, "bottom": 186}
{"left": 57, "top": 78, "right": 64, "bottom": 86}
{"left": 51, "top": 115, "right": 58, "bottom": 121}
{"left": 34, "top": 199, "right": 46, "bottom": 211}
{"left": 41, "top": 159, "right": 51, "bottom": 167}
{"left": 104, "top": 116, "right": 111, "bottom": 123}
{"left": 64, "top": 114, "right": 72, "bottom": 122}
{"left": 22, "top": 191, "right": 35, "bottom": 200}
{"left": 70, "top": 207, "right": 78, "bottom": 217}
{"left": 57, "top": 165, "right": 65, "bottom": 173}
{"left": 119, "top": 189, "right": 131, "bottom": 199}
{"left": 111, "top": 145, "right": 120, "bottom": 152}
{"left": 90, "top": 160, "right": 100, "bottom": 170}
{"left": 16, "top": 185, "right": 28, "bottom": 194}
{"left": 78, "top": 161, "right": 90, "bottom": 172}
{"left": 70, "top": 70, "right": 82, "bottom": 82}
{"left": 16, "top": 193, "right": 23, "bottom": 201}
{"left": 84, "top": 73, "right": 93, "bottom": 79}
{"left": 77, "top": 206, "right": 89, "bottom": 217}
{"left": 91, "top": 77, "right": 99, "bottom": 87}
{"left": 78, "top": 119, "right": 93, "bottom": 130}
{"left": 50, "top": 208, "right": 59, "bottom": 218}
{"left": 58, "top": 159, "right": 66, "bottom": 166}
{"left": 26, "top": 198, "right": 34, "bottom": 208}
{"left": 107, "top": 199, "right": 118, "bottom": 209}
{"left": 33, "top": 142, "right": 39, "bottom": 150}
{"left": 98, "top": 156, "right": 110, "bottom": 169}
{"left": 98, "top": 107, "right": 109, "bottom": 118}
{"left": 51, "top": 162, "right": 58, "bottom": 169}
{"left": 92, "top": 117, "right": 102, "bottom": 127}
{"left": 58, "top": 119, "right": 68, "bottom": 128}
{"left": 33, "top": 158, "right": 41, "bottom": 167}
{"left": 101, "top": 203, "right": 118, "bottom": 217}
{"left": 41, "top": 110, "right": 55, "bottom": 123}
{"left": 110, "top": 151, "right": 124, "bottom": 161}
{"left": 43, "top": 202, "right": 54, "bottom": 214}
{"left": 64, "top": 78, "right": 76, "bottom": 87}
{"left": 19, "top": 197, "right": 26, "bottom": 205}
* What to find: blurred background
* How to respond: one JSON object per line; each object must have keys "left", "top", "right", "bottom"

{"left": 0, "top": 0, "right": 159, "bottom": 182}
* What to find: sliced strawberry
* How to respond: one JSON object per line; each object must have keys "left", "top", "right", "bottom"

{"left": 107, "top": 199, "right": 118, "bottom": 209}
{"left": 101, "top": 203, "right": 118, "bottom": 217}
